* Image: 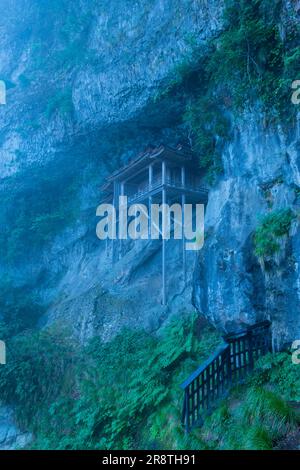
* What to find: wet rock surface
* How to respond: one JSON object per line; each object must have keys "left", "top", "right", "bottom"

{"left": 0, "top": 406, "right": 31, "bottom": 450}
{"left": 193, "top": 116, "right": 300, "bottom": 349}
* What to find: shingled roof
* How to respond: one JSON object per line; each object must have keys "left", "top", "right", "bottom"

{"left": 100, "top": 143, "right": 195, "bottom": 193}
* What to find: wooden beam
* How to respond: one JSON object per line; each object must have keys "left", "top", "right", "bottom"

{"left": 162, "top": 159, "right": 166, "bottom": 185}
{"left": 162, "top": 159, "right": 167, "bottom": 305}
{"left": 112, "top": 180, "right": 119, "bottom": 264}
{"left": 181, "top": 165, "right": 186, "bottom": 187}
{"left": 148, "top": 164, "right": 153, "bottom": 237}
{"left": 162, "top": 186, "right": 166, "bottom": 306}
{"left": 119, "top": 182, "right": 125, "bottom": 259}
{"left": 149, "top": 163, "right": 153, "bottom": 187}
{"left": 182, "top": 193, "right": 186, "bottom": 285}
{"left": 181, "top": 166, "right": 186, "bottom": 285}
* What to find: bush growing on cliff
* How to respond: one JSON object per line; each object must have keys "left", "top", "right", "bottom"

{"left": 254, "top": 208, "right": 295, "bottom": 258}
{"left": 0, "top": 314, "right": 221, "bottom": 450}
{"left": 1, "top": 317, "right": 299, "bottom": 450}
{"left": 168, "top": 0, "right": 300, "bottom": 182}
{"left": 0, "top": 327, "right": 77, "bottom": 430}
{"left": 198, "top": 351, "right": 300, "bottom": 450}
{"left": 183, "top": 96, "right": 230, "bottom": 183}
{"left": 45, "top": 89, "right": 73, "bottom": 118}
{"left": 205, "top": 0, "right": 300, "bottom": 118}
{"left": 209, "top": 0, "right": 284, "bottom": 111}
{"left": 0, "top": 165, "right": 80, "bottom": 263}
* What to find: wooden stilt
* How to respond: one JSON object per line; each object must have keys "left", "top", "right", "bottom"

{"left": 181, "top": 166, "right": 186, "bottom": 285}
{"left": 162, "top": 160, "right": 167, "bottom": 306}
{"left": 148, "top": 196, "right": 152, "bottom": 237}
{"left": 112, "top": 180, "right": 119, "bottom": 264}
{"left": 182, "top": 193, "right": 186, "bottom": 286}
{"left": 112, "top": 240, "right": 115, "bottom": 264}
{"left": 148, "top": 164, "right": 153, "bottom": 237}
{"left": 162, "top": 189, "right": 166, "bottom": 306}
{"left": 119, "top": 182, "right": 125, "bottom": 259}
{"left": 99, "top": 145, "right": 210, "bottom": 307}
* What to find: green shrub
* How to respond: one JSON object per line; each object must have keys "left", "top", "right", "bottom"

{"left": 241, "top": 387, "right": 295, "bottom": 438}
{"left": 201, "top": 384, "right": 297, "bottom": 450}
{"left": 45, "top": 89, "right": 73, "bottom": 118}
{"left": 253, "top": 352, "right": 300, "bottom": 402}
{"left": 183, "top": 96, "right": 230, "bottom": 183}
{"left": 209, "top": 0, "right": 285, "bottom": 112}
{"left": 1, "top": 316, "right": 299, "bottom": 450}
{"left": 0, "top": 166, "right": 80, "bottom": 263}
{"left": 160, "top": 0, "right": 300, "bottom": 183}
{"left": 254, "top": 209, "right": 295, "bottom": 257}
{"left": 0, "top": 314, "right": 221, "bottom": 450}
{"left": 0, "top": 327, "right": 77, "bottom": 430}
{"left": 243, "top": 425, "right": 273, "bottom": 450}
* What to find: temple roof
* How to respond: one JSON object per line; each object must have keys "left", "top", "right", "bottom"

{"left": 100, "top": 143, "right": 195, "bottom": 193}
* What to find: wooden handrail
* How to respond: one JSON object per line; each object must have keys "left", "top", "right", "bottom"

{"left": 127, "top": 177, "right": 208, "bottom": 204}
{"left": 180, "top": 321, "right": 272, "bottom": 432}
{"left": 180, "top": 343, "right": 229, "bottom": 390}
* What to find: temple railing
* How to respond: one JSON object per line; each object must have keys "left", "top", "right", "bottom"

{"left": 127, "top": 176, "right": 208, "bottom": 204}
{"left": 180, "top": 320, "right": 272, "bottom": 433}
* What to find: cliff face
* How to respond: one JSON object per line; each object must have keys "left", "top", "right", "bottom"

{"left": 192, "top": 114, "right": 300, "bottom": 350}
{"left": 0, "top": 0, "right": 300, "bottom": 349}
{"left": 0, "top": 406, "right": 31, "bottom": 450}
{"left": 0, "top": 0, "right": 223, "bottom": 176}
{"left": 191, "top": 0, "right": 300, "bottom": 351}
{"left": 0, "top": 0, "right": 223, "bottom": 341}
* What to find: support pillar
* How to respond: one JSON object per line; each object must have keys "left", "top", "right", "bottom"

{"left": 181, "top": 166, "right": 186, "bottom": 285}
{"left": 162, "top": 160, "right": 167, "bottom": 306}
{"left": 112, "top": 180, "right": 119, "bottom": 264}
{"left": 119, "top": 182, "right": 125, "bottom": 259}
{"left": 149, "top": 163, "right": 153, "bottom": 187}
{"left": 148, "top": 164, "right": 153, "bottom": 237}
{"left": 182, "top": 193, "right": 186, "bottom": 286}
{"left": 181, "top": 166, "right": 185, "bottom": 188}
{"left": 162, "top": 160, "right": 166, "bottom": 185}
{"left": 112, "top": 186, "right": 115, "bottom": 264}
{"left": 162, "top": 187, "right": 166, "bottom": 306}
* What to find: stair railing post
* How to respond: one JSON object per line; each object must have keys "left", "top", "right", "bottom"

{"left": 181, "top": 388, "right": 186, "bottom": 428}
{"left": 226, "top": 342, "right": 232, "bottom": 386}
{"left": 184, "top": 388, "right": 190, "bottom": 434}
{"left": 180, "top": 321, "right": 272, "bottom": 431}
{"left": 248, "top": 330, "right": 254, "bottom": 372}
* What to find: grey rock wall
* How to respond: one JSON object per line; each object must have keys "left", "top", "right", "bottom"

{"left": 0, "top": 0, "right": 223, "bottom": 341}
{"left": 0, "top": 406, "right": 31, "bottom": 450}
{"left": 193, "top": 114, "right": 300, "bottom": 350}
{"left": 1, "top": 0, "right": 300, "bottom": 349}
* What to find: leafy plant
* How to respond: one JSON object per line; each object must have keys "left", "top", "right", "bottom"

{"left": 254, "top": 209, "right": 295, "bottom": 257}
{"left": 183, "top": 96, "right": 231, "bottom": 183}
{"left": 45, "top": 89, "right": 73, "bottom": 118}
{"left": 252, "top": 352, "right": 300, "bottom": 401}
{"left": 158, "top": 0, "right": 300, "bottom": 183}
{"left": 0, "top": 326, "right": 77, "bottom": 430}
{"left": 0, "top": 165, "right": 80, "bottom": 263}
{"left": 0, "top": 314, "right": 221, "bottom": 450}
{"left": 208, "top": 0, "right": 285, "bottom": 112}
{"left": 1, "top": 315, "right": 299, "bottom": 450}
{"left": 201, "top": 380, "right": 297, "bottom": 450}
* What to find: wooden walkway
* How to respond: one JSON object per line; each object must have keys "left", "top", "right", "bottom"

{"left": 180, "top": 320, "right": 272, "bottom": 432}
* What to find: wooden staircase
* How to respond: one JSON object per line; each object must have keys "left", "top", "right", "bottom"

{"left": 180, "top": 320, "right": 272, "bottom": 432}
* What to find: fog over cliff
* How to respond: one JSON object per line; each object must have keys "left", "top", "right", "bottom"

{"left": 0, "top": 0, "right": 300, "bottom": 351}
{"left": 1, "top": 0, "right": 300, "bottom": 452}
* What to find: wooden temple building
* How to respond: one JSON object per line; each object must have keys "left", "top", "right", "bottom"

{"left": 100, "top": 143, "right": 208, "bottom": 305}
